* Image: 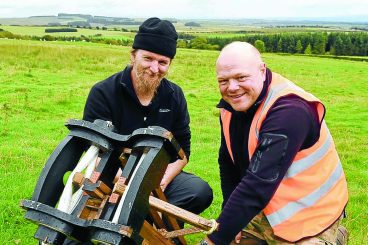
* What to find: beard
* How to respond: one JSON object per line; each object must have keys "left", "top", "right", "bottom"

{"left": 134, "top": 65, "right": 165, "bottom": 97}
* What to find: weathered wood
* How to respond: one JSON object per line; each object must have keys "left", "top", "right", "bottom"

{"left": 139, "top": 221, "right": 174, "bottom": 245}
{"left": 119, "top": 148, "right": 131, "bottom": 167}
{"left": 149, "top": 195, "right": 214, "bottom": 231}
{"left": 73, "top": 172, "right": 85, "bottom": 186}
{"left": 21, "top": 120, "right": 195, "bottom": 244}
{"left": 152, "top": 188, "right": 187, "bottom": 245}
{"left": 72, "top": 172, "right": 112, "bottom": 220}
{"left": 158, "top": 227, "right": 203, "bottom": 238}
{"left": 148, "top": 208, "right": 166, "bottom": 229}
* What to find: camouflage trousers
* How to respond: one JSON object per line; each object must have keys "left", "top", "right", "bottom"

{"left": 230, "top": 212, "right": 344, "bottom": 245}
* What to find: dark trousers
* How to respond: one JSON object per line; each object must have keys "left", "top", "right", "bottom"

{"left": 161, "top": 171, "right": 213, "bottom": 244}
{"left": 164, "top": 171, "right": 213, "bottom": 215}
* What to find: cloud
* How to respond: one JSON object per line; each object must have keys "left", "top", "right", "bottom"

{"left": 0, "top": 0, "right": 367, "bottom": 19}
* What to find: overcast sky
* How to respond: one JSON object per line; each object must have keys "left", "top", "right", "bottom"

{"left": 1, "top": 0, "right": 368, "bottom": 19}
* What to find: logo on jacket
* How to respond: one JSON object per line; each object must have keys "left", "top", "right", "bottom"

{"left": 159, "top": 108, "right": 171, "bottom": 112}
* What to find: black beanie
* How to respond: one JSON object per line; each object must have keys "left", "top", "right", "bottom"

{"left": 133, "top": 17, "right": 178, "bottom": 59}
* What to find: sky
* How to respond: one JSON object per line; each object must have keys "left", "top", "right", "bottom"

{"left": 1, "top": 0, "right": 368, "bottom": 20}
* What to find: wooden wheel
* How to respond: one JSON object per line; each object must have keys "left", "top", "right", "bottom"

{"left": 21, "top": 119, "right": 217, "bottom": 245}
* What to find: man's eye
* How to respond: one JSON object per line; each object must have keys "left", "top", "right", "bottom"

{"left": 219, "top": 80, "right": 228, "bottom": 85}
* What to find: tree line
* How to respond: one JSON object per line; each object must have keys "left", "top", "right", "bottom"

{"left": 197, "top": 32, "right": 368, "bottom": 56}
{"left": 1, "top": 28, "right": 367, "bottom": 57}
{"left": 45, "top": 28, "right": 77, "bottom": 33}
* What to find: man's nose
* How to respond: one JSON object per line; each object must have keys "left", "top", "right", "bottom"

{"left": 228, "top": 79, "right": 239, "bottom": 91}
{"left": 149, "top": 61, "right": 159, "bottom": 73}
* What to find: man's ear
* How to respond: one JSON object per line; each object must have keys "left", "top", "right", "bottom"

{"left": 130, "top": 53, "right": 135, "bottom": 64}
{"left": 130, "top": 49, "right": 137, "bottom": 65}
{"left": 260, "top": 62, "right": 267, "bottom": 80}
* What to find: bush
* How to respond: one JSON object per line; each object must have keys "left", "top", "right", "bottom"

{"left": 177, "top": 39, "right": 188, "bottom": 48}
{"left": 304, "top": 44, "right": 312, "bottom": 55}
{"left": 45, "top": 28, "right": 78, "bottom": 33}
{"left": 185, "top": 22, "right": 201, "bottom": 27}
{"left": 0, "top": 30, "right": 21, "bottom": 39}
{"left": 254, "top": 40, "right": 266, "bottom": 53}
{"left": 42, "top": 35, "right": 55, "bottom": 41}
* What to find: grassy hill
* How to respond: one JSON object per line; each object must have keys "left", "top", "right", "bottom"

{"left": 0, "top": 39, "right": 367, "bottom": 244}
{"left": 0, "top": 15, "right": 87, "bottom": 26}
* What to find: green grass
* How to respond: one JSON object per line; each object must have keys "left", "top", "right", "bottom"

{"left": 0, "top": 39, "right": 367, "bottom": 244}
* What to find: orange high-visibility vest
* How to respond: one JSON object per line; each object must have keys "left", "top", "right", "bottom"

{"left": 220, "top": 73, "right": 348, "bottom": 242}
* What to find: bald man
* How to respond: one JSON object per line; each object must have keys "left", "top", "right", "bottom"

{"left": 199, "top": 42, "right": 348, "bottom": 245}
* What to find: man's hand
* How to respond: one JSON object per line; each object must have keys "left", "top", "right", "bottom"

{"left": 197, "top": 236, "right": 215, "bottom": 245}
{"left": 198, "top": 232, "right": 241, "bottom": 245}
{"left": 234, "top": 231, "right": 242, "bottom": 243}
{"left": 160, "top": 157, "right": 187, "bottom": 191}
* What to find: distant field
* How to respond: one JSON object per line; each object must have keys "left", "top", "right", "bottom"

{"left": 0, "top": 16, "right": 87, "bottom": 26}
{"left": 0, "top": 39, "right": 367, "bottom": 244}
{"left": 0, "top": 25, "right": 135, "bottom": 40}
{"left": 1, "top": 17, "right": 362, "bottom": 38}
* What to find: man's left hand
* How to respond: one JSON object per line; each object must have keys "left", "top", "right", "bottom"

{"left": 160, "top": 157, "right": 187, "bottom": 191}
{"left": 197, "top": 236, "right": 215, "bottom": 245}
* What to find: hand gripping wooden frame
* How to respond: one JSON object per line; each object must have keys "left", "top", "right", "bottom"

{"left": 20, "top": 119, "right": 217, "bottom": 245}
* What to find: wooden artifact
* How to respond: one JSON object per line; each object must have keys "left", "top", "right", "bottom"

{"left": 20, "top": 119, "right": 217, "bottom": 244}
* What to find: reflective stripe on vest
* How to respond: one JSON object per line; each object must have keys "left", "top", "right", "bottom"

{"left": 220, "top": 72, "right": 348, "bottom": 242}
{"left": 267, "top": 160, "right": 343, "bottom": 227}
{"left": 220, "top": 109, "right": 234, "bottom": 162}
{"left": 284, "top": 123, "right": 332, "bottom": 179}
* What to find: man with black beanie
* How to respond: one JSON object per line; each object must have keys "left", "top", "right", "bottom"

{"left": 83, "top": 17, "right": 213, "bottom": 229}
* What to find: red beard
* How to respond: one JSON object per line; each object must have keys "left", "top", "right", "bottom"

{"left": 134, "top": 67, "right": 163, "bottom": 96}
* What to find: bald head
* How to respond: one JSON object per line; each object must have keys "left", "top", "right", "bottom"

{"left": 215, "top": 41, "right": 267, "bottom": 112}
{"left": 216, "top": 41, "right": 264, "bottom": 70}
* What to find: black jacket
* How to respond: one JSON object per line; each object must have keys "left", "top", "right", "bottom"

{"left": 83, "top": 66, "right": 191, "bottom": 158}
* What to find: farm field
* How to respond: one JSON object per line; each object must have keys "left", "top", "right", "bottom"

{"left": 0, "top": 23, "right": 353, "bottom": 39}
{"left": 0, "top": 38, "right": 367, "bottom": 244}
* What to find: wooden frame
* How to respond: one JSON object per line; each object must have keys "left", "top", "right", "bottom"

{"left": 20, "top": 119, "right": 217, "bottom": 245}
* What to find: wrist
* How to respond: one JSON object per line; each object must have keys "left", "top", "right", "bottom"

{"left": 200, "top": 239, "right": 209, "bottom": 245}
{"left": 200, "top": 237, "right": 214, "bottom": 245}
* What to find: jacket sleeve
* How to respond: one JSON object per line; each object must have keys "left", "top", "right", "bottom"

{"left": 172, "top": 87, "right": 191, "bottom": 159}
{"left": 83, "top": 83, "right": 112, "bottom": 123}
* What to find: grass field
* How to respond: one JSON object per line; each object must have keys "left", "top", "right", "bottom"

{"left": 0, "top": 38, "right": 367, "bottom": 244}
{"left": 1, "top": 22, "right": 355, "bottom": 41}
